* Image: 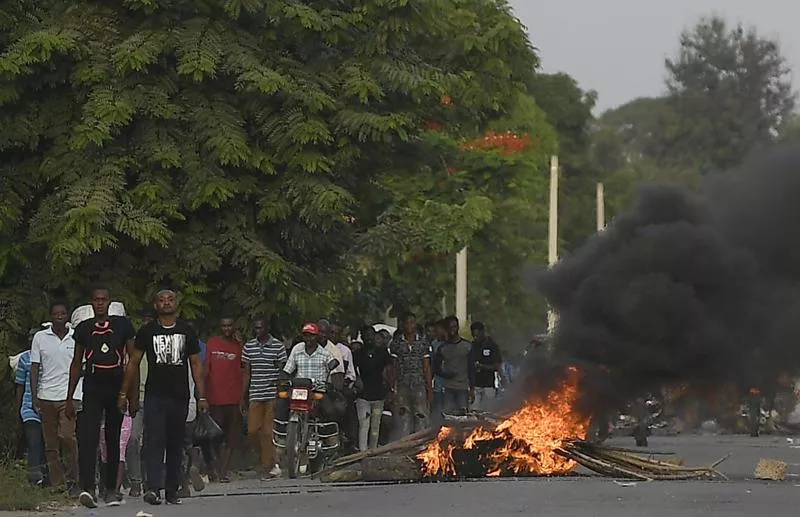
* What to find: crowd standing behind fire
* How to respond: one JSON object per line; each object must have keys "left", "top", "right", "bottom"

{"left": 12, "top": 287, "right": 509, "bottom": 508}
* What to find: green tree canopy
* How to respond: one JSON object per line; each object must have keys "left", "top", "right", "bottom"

{"left": 0, "top": 0, "right": 543, "bottom": 338}
{"left": 663, "top": 15, "right": 796, "bottom": 173}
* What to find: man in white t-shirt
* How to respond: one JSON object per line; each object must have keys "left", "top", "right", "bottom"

{"left": 317, "top": 320, "right": 345, "bottom": 389}
{"left": 30, "top": 303, "right": 79, "bottom": 494}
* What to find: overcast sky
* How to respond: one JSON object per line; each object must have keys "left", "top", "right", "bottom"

{"left": 509, "top": 0, "right": 799, "bottom": 113}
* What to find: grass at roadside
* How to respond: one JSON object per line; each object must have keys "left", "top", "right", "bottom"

{"left": 0, "top": 461, "right": 69, "bottom": 511}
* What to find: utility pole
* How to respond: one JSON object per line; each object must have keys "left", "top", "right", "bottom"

{"left": 547, "top": 155, "right": 559, "bottom": 337}
{"left": 596, "top": 182, "right": 605, "bottom": 232}
{"left": 455, "top": 247, "right": 467, "bottom": 325}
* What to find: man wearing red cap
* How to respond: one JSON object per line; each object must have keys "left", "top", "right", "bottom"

{"left": 283, "top": 323, "right": 337, "bottom": 381}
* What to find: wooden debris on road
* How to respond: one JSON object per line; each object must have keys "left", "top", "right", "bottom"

{"left": 555, "top": 440, "right": 728, "bottom": 481}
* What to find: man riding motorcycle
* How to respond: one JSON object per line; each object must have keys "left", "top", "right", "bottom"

{"left": 276, "top": 323, "right": 344, "bottom": 476}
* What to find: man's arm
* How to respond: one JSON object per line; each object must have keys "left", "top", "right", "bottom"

{"left": 119, "top": 347, "right": 144, "bottom": 411}
{"left": 14, "top": 383, "right": 24, "bottom": 418}
{"left": 241, "top": 361, "right": 251, "bottom": 413}
{"left": 467, "top": 346, "right": 477, "bottom": 390}
{"left": 203, "top": 340, "right": 211, "bottom": 385}
{"left": 124, "top": 338, "right": 139, "bottom": 400}
{"left": 14, "top": 359, "right": 27, "bottom": 414}
{"left": 343, "top": 347, "right": 356, "bottom": 381}
{"left": 189, "top": 353, "right": 208, "bottom": 412}
{"left": 423, "top": 355, "right": 433, "bottom": 403}
{"left": 328, "top": 343, "right": 345, "bottom": 375}
{"left": 492, "top": 342, "right": 506, "bottom": 385}
{"left": 29, "top": 337, "right": 41, "bottom": 407}
{"left": 282, "top": 346, "right": 297, "bottom": 377}
{"left": 30, "top": 363, "right": 40, "bottom": 408}
{"left": 64, "top": 340, "right": 83, "bottom": 418}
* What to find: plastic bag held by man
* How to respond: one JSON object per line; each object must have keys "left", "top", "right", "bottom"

{"left": 193, "top": 413, "right": 224, "bottom": 445}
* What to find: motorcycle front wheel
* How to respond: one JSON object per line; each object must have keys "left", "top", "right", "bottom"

{"left": 286, "top": 420, "right": 303, "bottom": 479}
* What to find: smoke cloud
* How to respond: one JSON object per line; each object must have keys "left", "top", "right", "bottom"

{"left": 538, "top": 146, "right": 800, "bottom": 414}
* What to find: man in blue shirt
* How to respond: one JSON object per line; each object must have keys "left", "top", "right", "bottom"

{"left": 15, "top": 347, "right": 46, "bottom": 484}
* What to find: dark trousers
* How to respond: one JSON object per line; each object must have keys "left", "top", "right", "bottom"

{"left": 24, "top": 421, "right": 46, "bottom": 483}
{"left": 145, "top": 396, "right": 188, "bottom": 495}
{"left": 443, "top": 388, "right": 469, "bottom": 412}
{"left": 78, "top": 389, "right": 123, "bottom": 493}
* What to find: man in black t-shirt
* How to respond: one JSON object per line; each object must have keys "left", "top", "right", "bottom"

{"left": 119, "top": 289, "right": 207, "bottom": 506}
{"left": 353, "top": 326, "right": 390, "bottom": 451}
{"left": 67, "top": 288, "right": 136, "bottom": 509}
{"left": 469, "top": 322, "right": 503, "bottom": 410}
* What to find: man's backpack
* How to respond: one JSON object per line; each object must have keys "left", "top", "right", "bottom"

{"left": 85, "top": 319, "right": 123, "bottom": 374}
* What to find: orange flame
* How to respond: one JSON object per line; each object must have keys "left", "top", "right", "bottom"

{"left": 417, "top": 367, "right": 589, "bottom": 477}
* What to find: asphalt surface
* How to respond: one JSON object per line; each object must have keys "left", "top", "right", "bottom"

{"left": 29, "top": 434, "right": 800, "bottom": 517}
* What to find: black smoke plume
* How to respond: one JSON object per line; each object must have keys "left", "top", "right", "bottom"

{"left": 538, "top": 146, "right": 800, "bottom": 415}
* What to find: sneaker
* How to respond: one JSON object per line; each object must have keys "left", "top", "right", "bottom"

{"left": 269, "top": 465, "right": 282, "bottom": 478}
{"left": 79, "top": 491, "right": 98, "bottom": 509}
{"left": 143, "top": 490, "right": 162, "bottom": 506}
{"left": 104, "top": 491, "right": 123, "bottom": 507}
{"left": 165, "top": 492, "right": 182, "bottom": 505}
{"left": 129, "top": 482, "right": 142, "bottom": 498}
{"left": 189, "top": 465, "right": 205, "bottom": 492}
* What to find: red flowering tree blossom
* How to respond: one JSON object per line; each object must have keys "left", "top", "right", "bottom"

{"left": 463, "top": 131, "right": 532, "bottom": 155}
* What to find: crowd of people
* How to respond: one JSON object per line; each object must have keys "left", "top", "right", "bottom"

{"left": 13, "top": 287, "right": 511, "bottom": 508}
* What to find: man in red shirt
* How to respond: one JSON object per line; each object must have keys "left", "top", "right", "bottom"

{"left": 204, "top": 317, "right": 243, "bottom": 482}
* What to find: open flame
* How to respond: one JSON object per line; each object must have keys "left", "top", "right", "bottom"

{"left": 417, "top": 367, "right": 589, "bottom": 477}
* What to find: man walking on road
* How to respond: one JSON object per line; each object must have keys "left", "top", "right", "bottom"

{"left": 389, "top": 312, "right": 433, "bottom": 439}
{"left": 120, "top": 289, "right": 208, "bottom": 506}
{"left": 68, "top": 289, "right": 136, "bottom": 507}
{"left": 31, "top": 302, "right": 79, "bottom": 497}
{"left": 354, "top": 325, "right": 391, "bottom": 451}
{"left": 125, "top": 308, "right": 154, "bottom": 497}
{"left": 242, "top": 315, "right": 286, "bottom": 479}
{"left": 205, "top": 316, "right": 243, "bottom": 482}
{"left": 434, "top": 316, "right": 474, "bottom": 411}
{"left": 16, "top": 345, "right": 45, "bottom": 485}
{"left": 469, "top": 322, "right": 503, "bottom": 410}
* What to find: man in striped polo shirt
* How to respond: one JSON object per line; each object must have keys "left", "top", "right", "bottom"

{"left": 241, "top": 315, "right": 287, "bottom": 479}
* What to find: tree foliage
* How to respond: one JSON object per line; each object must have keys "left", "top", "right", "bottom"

{"left": 592, "top": 15, "right": 796, "bottom": 226}
{"left": 663, "top": 16, "right": 796, "bottom": 173}
{"left": 0, "top": 0, "right": 546, "bottom": 349}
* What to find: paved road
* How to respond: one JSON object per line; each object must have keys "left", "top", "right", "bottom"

{"left": 40, "top": 435, "right": 800, "bottom": 517}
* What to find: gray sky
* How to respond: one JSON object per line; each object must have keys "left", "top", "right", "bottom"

{"left": 509, "top": 0, "right": 799, "bottom": 113}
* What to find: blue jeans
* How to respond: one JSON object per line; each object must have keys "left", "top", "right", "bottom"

{"left": 24, "top": 421, "right": 45, "bottom": 483}
{"left": 443, "top": 389, "right": 469, "bottom": 412}
{"left": 393, "top": 387, "right": 430, "bottom": 440}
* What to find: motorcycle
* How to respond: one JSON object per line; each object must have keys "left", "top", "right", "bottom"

{"left": 274, "top": 378, "right": 340, "bottom": 478}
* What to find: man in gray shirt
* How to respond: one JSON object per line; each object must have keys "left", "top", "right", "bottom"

{"left": 434, "top": 316, "right": 474, "bottom": 411}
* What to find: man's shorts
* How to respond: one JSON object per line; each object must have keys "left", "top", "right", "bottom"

{"left": 210, "top": 405, "right": 242, "bottom": 447}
